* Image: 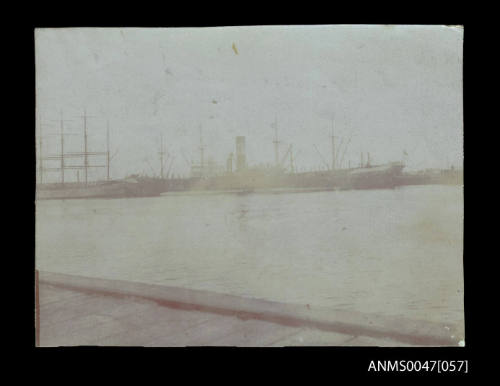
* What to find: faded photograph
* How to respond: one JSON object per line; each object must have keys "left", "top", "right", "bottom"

{"left": 35, "top": 25, "right": 464, "bottom": 347}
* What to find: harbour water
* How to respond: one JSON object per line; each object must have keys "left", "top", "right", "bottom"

{"left": 35, "top": 185, "right": 464, "bottom": 327}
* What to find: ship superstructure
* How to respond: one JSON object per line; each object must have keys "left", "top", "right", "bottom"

{"left": 176, "top": 124, "right": 406, "bottom": 193}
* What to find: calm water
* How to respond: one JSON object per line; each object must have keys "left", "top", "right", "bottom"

{"left": 36, "top": 185, "right": 464, "bottom": 326}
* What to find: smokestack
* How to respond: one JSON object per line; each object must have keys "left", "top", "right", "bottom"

{"left": 236, "top": 136, "right": 246, "bottom": 171}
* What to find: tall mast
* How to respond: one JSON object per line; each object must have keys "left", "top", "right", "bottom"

{"left": 159, "top": 133, "right": 165, "bottom": 179}
{"left": 330, "top": 118, "right": 336, "bottom": 171}
{"left": 199, "top": 126, "right": 204, "bottom": 172}
{"left": 38, "top": 113, "right": 43, "bottom": 184}
{"left": 60, "top": 111, "right": 65, "bottom": 184}
{"left": 106, "top": 120, "right": 110, "bottom": 181}
{"left": 273, "top": 116, "right": 280, "bottom": 167}
{"left": 83, "top": 109, "right": 88, "bottom": 185}
{"left": 339, "top": 137, "right": 351, "bottom": 170}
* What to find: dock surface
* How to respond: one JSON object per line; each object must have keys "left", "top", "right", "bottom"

{"left": 37, "top": 272, "right": 461, "bottom": 347}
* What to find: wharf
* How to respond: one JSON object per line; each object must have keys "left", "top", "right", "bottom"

{"left": 36, "top": 271, "right": 462, "bottom": 347}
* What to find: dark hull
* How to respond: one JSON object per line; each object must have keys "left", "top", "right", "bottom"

{"left": 37, "top": 163, "right": 409, "bottom": 199}
{"left": 333, "top": 163, "right": 406, "bottom": 190}
{"left": 36, "top": 178, "right": 164, "bottom": 200}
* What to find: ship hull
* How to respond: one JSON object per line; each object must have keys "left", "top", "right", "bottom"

{"left": 159, "top": 162, "right": 405, "bottom": 193}
{"left": 39, "top": 163, "right": 406, "bottom": 200}
{"left": 36, "top": 178, "right": 164, "bottom": 200}
{"left": 395, "top": 169, "right": 463, "bottom": 187}
{"left": 334, "top": 163, "right": 405, "bottom": 190}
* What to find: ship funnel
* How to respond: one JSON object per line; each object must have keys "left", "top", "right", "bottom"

{"left": 236, "top": 136, "right": 246, "bottom": 171}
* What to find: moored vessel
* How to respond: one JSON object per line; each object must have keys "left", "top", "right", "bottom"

{"left": 36, "top": 176, "right": 164, "bottom": 200}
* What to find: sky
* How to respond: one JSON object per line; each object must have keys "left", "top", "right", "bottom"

{"left": 35, "top": 25, "right": 463, "bottom": 182}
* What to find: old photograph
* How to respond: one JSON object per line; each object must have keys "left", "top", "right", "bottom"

{"left": 35, "top": 25, "right": 464, "bottom": 347}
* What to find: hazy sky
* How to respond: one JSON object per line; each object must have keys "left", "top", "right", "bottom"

{"left": 36, "top": 25, "right": 463, "bottom": 181}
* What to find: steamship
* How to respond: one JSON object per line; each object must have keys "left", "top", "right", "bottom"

{"left": 175, "top": 135, "right": 406, "bottom": 193}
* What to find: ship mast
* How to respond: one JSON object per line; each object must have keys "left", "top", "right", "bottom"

{"left": 330, "top": 118, "right": 336, "bottom": 171}
{"left": 83, "top": 110, "right": 88, "bottom": 185}
{"left": 106, "top": 120, "right": 111, "bottom": 181}
{"left": 199, "top": 126, "right": 204, "bottom": 175}
{"left": 339, "top": 137, "right": 351, "bottom": 170}
{"left": 159, "top": 133, "right": 165, "bottom": 179}
{"left": 273, "top": 116, "right": 280, "bottom": 167}
{"left": 75, "top": 110, "right": 105, "bottom": 184}
{"left": 40, "top": 113, "right": 76, "bottom": 184}
{"left": 313, "top": 144, "right": 330, "bottom": 170}
{"left": 38, "top": 113, "right": 43, "bottom": 184}
{"left": 60, "top": 111, "right": 65, "bottom": 184}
